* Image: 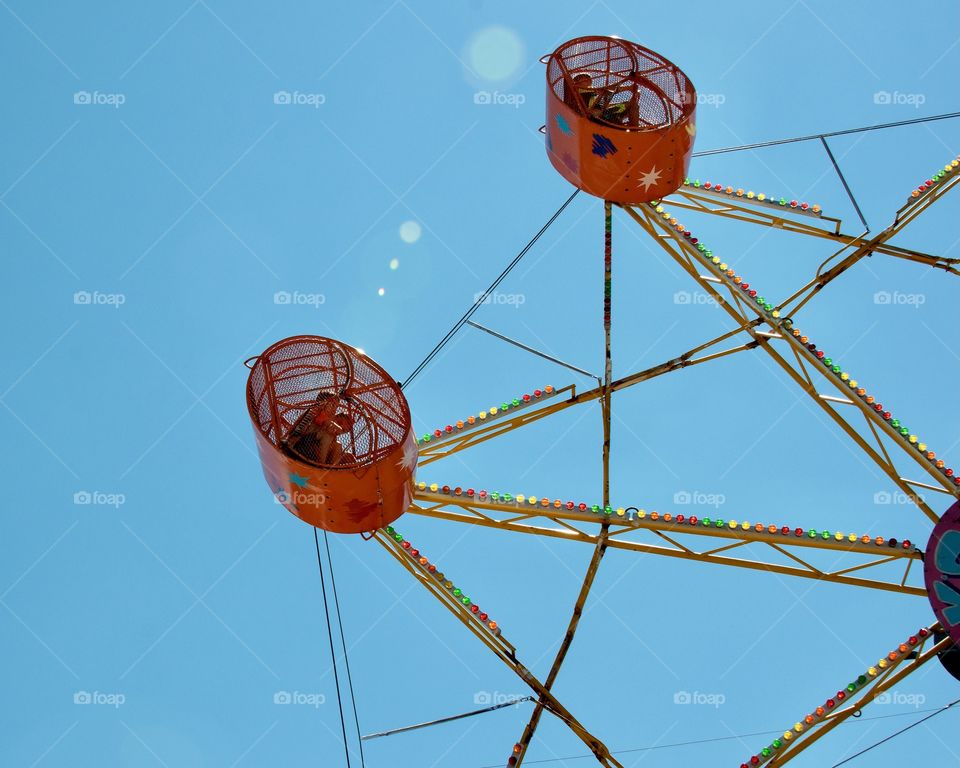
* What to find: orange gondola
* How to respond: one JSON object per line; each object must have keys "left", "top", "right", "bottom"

{"left": 543, "top": 35, "right": 697, "bottom": 204}
{"left": 246, "top": 336, "right": 417, "bottom": 534}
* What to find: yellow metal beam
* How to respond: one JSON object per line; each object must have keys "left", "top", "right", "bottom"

{"left": 621, "top": 203, "right": 958, "bottom": 524}
{"left": 374, "top": 529, "right": 624, "bottom": 767}
{"left": 762, "top": 625, "right": 953, "bottom": 767}
{"left": 512, "top": 200, "right": 617, "bottom": 768}
{"left": 667, "top": 183, "right": 960, "bottom": 275}
{"left": 417, "top": 325, "right": 762, "bottom": 466}
{"left": 406, "top": 495, "right": 925, "bottom": 597}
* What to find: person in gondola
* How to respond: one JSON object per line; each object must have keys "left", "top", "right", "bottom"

{"left": 566, "top": 71, "right": 601, "bottom": 115}
{"left": 285, "top": 393, "right": 355, "bottom": 466}
{"left": 567, "top": 71, "right": 631, "bottom": 125}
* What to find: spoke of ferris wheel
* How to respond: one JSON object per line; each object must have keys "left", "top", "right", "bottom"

{"left": 510, "top": 200, "right": 616, "bottom": 768}
{"left": 373, "top": 527, "right": 624, "bottom": 768}
{"left": 406, "top": 493, "right": 925, "bottom": 596}
{"left": 664, "top": 190, "right": 959, "bottom": 277}
{"left": 416, "top": 323, "right": 765, "bottom": 465}
{"left": 750, "top": 625, "right": 952, "bottom": 768}
{"left": 621, "top": 202, "right": 958, "bottom": 523}
{"left": 663, "top": 154, "right": 960, "bottom": 275}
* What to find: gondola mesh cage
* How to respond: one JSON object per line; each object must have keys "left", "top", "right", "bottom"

{"left": 547, "top": 36, "right": 695, "bottom": 129}
{"left": 247, "top": 336, "right": 410, "bottom": 468}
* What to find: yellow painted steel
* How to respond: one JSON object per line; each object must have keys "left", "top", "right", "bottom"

{"left": 408, "top": 495, "right": 925, "bottom": 596}
{"left": 512, "top": 201, "right": 616, "bottom": 767}
{"left": 668, "top": 186, "right": 960, "bottom": 275}
{"left": 398, "top": 158, "right": 958, "bottom": 766}
{"left": 765, "top": 627, "right": 953, "bottom": 766}
{"left": 374, "top": 530, "right": 625, "bottom": 767}
{"left": 621, "top": 202, "right": 957, "bottom": 524}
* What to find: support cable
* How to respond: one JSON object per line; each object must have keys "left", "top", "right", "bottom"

{"left": 692, "top": 111, "right": 960, "bottom": 157}
{"left": 402, "top": 189, "right": 580, "bottom": 390}
{"left": 323, "top": 531, "right": 366, "bottom": 767}
{"left": 314, "top": 528, "right": 352, "bottom": 768}
{"left": 362, "top": 697, "right": 536, "bottom": 740}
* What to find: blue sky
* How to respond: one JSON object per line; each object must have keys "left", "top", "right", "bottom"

{"left": 2, "top": 1, "right": 959, "bottom": 766}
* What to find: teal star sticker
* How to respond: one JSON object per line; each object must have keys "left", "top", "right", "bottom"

{"left": 289, "top": 472, "right": 308, "bottom": 488}
{"left": 555, "top": 114, "right": 572, "bottom": 135}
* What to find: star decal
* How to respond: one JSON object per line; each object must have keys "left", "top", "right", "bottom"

{"left": 555, "top": 114, "right": 572, "bottom": 135}
{"left": 289, "top": 472, "right": 309, "bottom": 488}
{"left": 397, "top": 434, "right": 418, "bottom": 473}
{"left": 638, "top": 166, "right": 662, "bottom": 191}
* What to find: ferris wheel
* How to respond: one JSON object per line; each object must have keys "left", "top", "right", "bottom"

{"left": 244, "top": 36, "right": 960, "bottom": 768}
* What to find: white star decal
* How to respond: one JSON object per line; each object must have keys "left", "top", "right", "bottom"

{"left": 638, "top": 166, "right": 662, "bottom": 191}
{"left": 397, "top": 432, "right": 419, "bottom": 473}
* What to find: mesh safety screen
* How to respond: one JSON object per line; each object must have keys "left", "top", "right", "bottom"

{"left": 247, "top": 337, "right": 409, "bottom": 469}
{"left": 548, "top": 37, "right": 694, "bottom": 130}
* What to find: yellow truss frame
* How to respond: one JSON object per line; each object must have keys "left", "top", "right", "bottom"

{"left": 373, "top": 156, "right": 959, "bottom": 766}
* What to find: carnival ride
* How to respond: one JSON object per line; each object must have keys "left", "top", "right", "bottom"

{"left": 245, "top": 35, "right": 960, "bottom": 767}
